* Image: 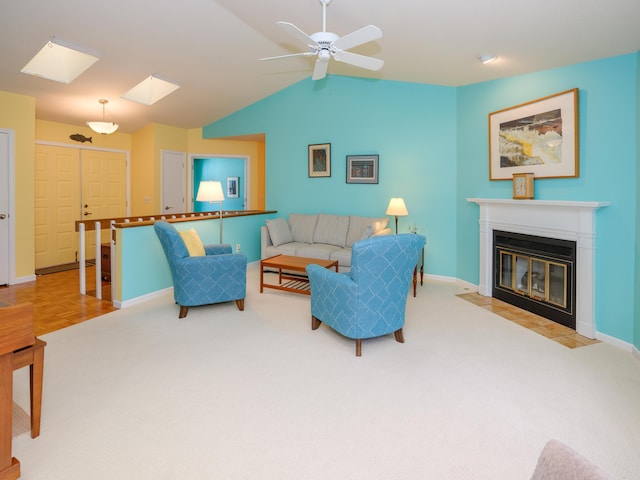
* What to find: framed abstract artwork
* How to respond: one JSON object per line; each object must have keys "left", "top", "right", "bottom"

{"left": 346, "top": 154, "right": 379, "bottom": 184}
{"left": 308, "top": 143, "right": 331, "bottom": 177}
{"left": 226, "top": 176, "right": 239, "bottom": 198}
{"left": 489, "top": 88, "right": 579, "bottom": 180}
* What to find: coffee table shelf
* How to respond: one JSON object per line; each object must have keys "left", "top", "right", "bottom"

{"left": 260, "top": 255, "right": 338, "bottom": 295}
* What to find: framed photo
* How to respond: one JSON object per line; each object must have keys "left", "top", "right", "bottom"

{"left": 346, "top": 154, "right": 379, "bottom": 184}
{"left": 489, "top": 88, "right": 579, "bottom": 180}
{"left": 308, "top": 143, "right": 331, "bottom": 177}
{"left": 226, "top": 176, "right": 239, "bottom": 198}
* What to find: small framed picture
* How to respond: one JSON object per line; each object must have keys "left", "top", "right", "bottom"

{"left": 308, "top": 143, "right": 331, "bottom": 177}
{"left": 346, "top": 154, "right": 379, "bottom": 184}
{"left": 226, "top": 176, "right": 239, "bottom": 198}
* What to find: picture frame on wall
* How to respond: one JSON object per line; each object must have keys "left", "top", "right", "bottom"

{"left": 346, "top": 154, "right": 379, "bottom": 184}
{"left": 488, "top": 88, "right": 579, "bottom": 180}
{"left": 308, "top": 143, "right": 331, "bottom": 177}
{"left": 227, "top": 176, "right": 239, "bottom": 198}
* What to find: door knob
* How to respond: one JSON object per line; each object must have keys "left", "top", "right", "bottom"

{"left": 165, "top": 206, "right": 171, "bottom": 210}
{"left": 84, "top": 212, "right": 92, "bottom": 216}
{"left": 0, "top": 214, "right": 6, "bottom": 219}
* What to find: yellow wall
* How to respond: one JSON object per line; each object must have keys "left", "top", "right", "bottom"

{"left": 0, "top": 91, "right": 35, "bottom": 280}
{"left": 187, "top": 129, "right": 265, "bottom": 209}
{"left": 36, "top": 119, "right": 131, "bottom": 151}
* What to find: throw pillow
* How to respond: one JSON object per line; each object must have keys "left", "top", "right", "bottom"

{"left": 179, "top": 229, "right": 206, "bottom": 256}
{"left": 346, "top": 216, "right": 389, "bottom": 246}
{"left": 266, "top": 217, "right": 294, "bottom": 247}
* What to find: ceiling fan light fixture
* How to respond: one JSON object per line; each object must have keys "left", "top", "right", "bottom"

{"left": 21, "top": 36, "right": 101, "bottom": 84}
{"left": 87, "top": 99, "right": 119, "bottom": 135}
{"left": 478, "top": 54, "right": 498, "bottom": 64}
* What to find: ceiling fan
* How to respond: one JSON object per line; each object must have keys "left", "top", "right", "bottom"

{"left": 260, "top": 0, "right": 384, "bottom": 80}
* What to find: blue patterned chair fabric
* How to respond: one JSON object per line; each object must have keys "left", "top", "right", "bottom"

{"left": 306, "top": 233, "right": 426, "bottom": 356}
{"left": 153, "top": 221, "right": 247, "bottom": 318}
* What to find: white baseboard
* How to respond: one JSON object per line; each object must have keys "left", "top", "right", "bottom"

{"left": 595, "top": 330, "right": 634, "bottom": 353}
{"left": 113, "top": 287, "right": 173, "bottom": 309}
{"left": 632, "top": 345, "right": 640, "bottom": 361}
{"left": 11, "top": 274, "right": 36, "bottom": 285}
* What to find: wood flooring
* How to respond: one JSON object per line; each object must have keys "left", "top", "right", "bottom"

{"left": 0, "top": 267, "right": 116, "bottom": 336}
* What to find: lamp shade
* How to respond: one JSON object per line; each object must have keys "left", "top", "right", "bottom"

{"left": 87, "top": 121, "right": 119, "bottom": 135}
{"left": 196, "top": 180, "right": 225, "bottom": 202}
{"left": 386, "top": 198, "right": 408, "bottom": 216}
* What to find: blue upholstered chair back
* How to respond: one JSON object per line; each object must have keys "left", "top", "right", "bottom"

{"left": 307, "top": 233, "right": 426, "bottom": 346}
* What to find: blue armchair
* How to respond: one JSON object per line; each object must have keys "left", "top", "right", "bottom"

{"left": 153, "top": 221, "right": 247, "bottom": 318}
{"left": 306, "top": 233, "right": 426, "bottom": 356}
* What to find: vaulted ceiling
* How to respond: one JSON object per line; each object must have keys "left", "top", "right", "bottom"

{"left": 1, "top": 0, "right": 638, "bottom": 133}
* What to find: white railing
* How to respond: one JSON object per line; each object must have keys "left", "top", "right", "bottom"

{"left": 76, "top": 211, "right": 242, "bottom": 300}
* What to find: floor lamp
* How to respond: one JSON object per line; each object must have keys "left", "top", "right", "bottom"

{"left": 196, "top": 180, "right": 225, "bottom": 243}
{"left": 385, "top": 197, "right": 408, "bottom": 234}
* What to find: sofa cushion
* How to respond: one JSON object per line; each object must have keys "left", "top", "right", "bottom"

{"left": 313, "top": 214, "right": 349, "bottom": 247}
{"left": 346, "top": 216, "right": 389, "bottom": 247}
{"left": 330, "top": 248, "right": 352, "bottom": 268}
{"left": 289, "top": 214, "right": 318, "bottom": 244}
{"left": 266, "top": 217, "right": 294, "bottom": 247}
{"left": 178, "top": 228, "right": 205, "bottom": 257}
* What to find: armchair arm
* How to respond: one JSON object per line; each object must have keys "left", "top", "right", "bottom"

{"left": 204, "top": 244, "right": 233, "bottom": 255}
{"left": 172, "top": 253, "right": 247, "bottom": 306}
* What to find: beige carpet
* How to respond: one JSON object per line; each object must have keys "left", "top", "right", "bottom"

{"left": 10, "top": 264, "right": 640, "bottom": 479}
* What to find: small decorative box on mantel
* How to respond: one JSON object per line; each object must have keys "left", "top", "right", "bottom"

{"left": 512, "top": 173, "right": 534, "bottom": 199}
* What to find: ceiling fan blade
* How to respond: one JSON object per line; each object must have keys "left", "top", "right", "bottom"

{"left": 333, "top": 51, "right": 384, "bottom": 71}
{"left": 277, "top": 21, "right": 319, "bottom": 48}
{"left": 332, "top": 25, "right": 382, "bottom": 51}
{"left": 312, "top": 58, "right": 329, "bottom": 80}
{"left": 260, "top": 52, "right": 315, "bottom": 61}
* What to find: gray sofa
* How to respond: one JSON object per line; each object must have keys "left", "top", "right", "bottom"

{"left": 261, "top": 213, "right": 392, "bottom": 271}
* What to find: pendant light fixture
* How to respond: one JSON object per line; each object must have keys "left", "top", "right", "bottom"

{"left": 87, "top": 99, "right": 119, "bottom": 135}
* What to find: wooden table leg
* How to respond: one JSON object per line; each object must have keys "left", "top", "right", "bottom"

{"left": 413, "top": 266, "right": 417, "bottom": 297}
{"left": 259, "top": 261, "right": 264, "bottom": 293}
{"left": 0, "top": 354, "right": 20, "bottom": 480}
{"left": 30, "top": 341, "right": 45, "bottom": 438}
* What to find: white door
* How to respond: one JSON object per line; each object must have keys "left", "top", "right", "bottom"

{"left": 34, "top": 145, "right": 80, "bottom": 268}
{"left": 162, "top": 150, "right": 186, "bottom": 214}
{"left": 0, "top": 131, "right": 10, "bottom": 285}
{"left": 81, "top": 149, "right": 127, "bottom": 250}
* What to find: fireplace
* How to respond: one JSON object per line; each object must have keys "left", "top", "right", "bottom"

{"left": 467, "top": 198, "right": 609, "bottom": 338}
{"left": 493, "top": 230, "right": 576, "bottom": 328}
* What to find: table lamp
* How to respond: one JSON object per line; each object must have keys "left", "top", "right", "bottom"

{"left": 196, "top": 180, "right": 225, "bottom": 243}
{"left": 385, "top": 197, "right": 408, "bottom": 234}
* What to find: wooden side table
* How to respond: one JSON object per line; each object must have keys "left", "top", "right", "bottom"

{"left": 0, "top": 303, "right": 36, "bottom": 480}
{"left": 413, "top": 245, "right": 424, "bottom": 297}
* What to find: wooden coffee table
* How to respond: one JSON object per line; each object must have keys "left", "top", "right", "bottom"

{"left": 260, "top": 255, "right": 338, "bottom": 295}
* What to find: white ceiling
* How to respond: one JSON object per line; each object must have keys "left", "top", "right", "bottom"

{"left": 1, "top": 0, "right": 638, "bottom": 134}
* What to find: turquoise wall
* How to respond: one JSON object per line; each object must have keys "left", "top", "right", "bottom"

{"left": 457, "top": 54, "right": 638, "bottom": 343}
{"left": 117, "top": 213, "right": 276, "bottom": 303}
{"left": 194, "top": 157, "right": 246, "bottom": 211}
{"left": 204, "top": 75, "right": 458, "bottom": 278}
{"left": 203, "top": 54, "right": 639, "bottom": 347}
{"left": 635, "top": 51, "right": 640, "bottom": 350}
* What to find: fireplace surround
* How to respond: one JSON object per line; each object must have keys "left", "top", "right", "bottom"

{"left": 467, "top": 198, "right": 609, "bottom": 338}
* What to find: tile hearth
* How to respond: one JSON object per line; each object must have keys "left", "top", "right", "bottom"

{"left": 457, "top": 292, "right": 600, "bottom": 349}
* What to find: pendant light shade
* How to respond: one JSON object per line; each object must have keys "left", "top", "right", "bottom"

{"left": 87, "top": 99, "right": 118, "bottom": 135}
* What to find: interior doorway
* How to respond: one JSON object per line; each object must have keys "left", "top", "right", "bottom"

{"left": 161, "top": 150, "right": 186, "bottom": 214}
{"left": 192, "top": 156, "right": 248, "bottom": 212}
{"left": 0, "top": 130, "right": 12, "bottom": 285}
{"left": 34, "top": 143, "right": 127, "bottom": 269}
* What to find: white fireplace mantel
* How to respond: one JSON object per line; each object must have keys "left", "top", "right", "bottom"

{"left": 467, "top": 198, "right": 610, "bottom": 338}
